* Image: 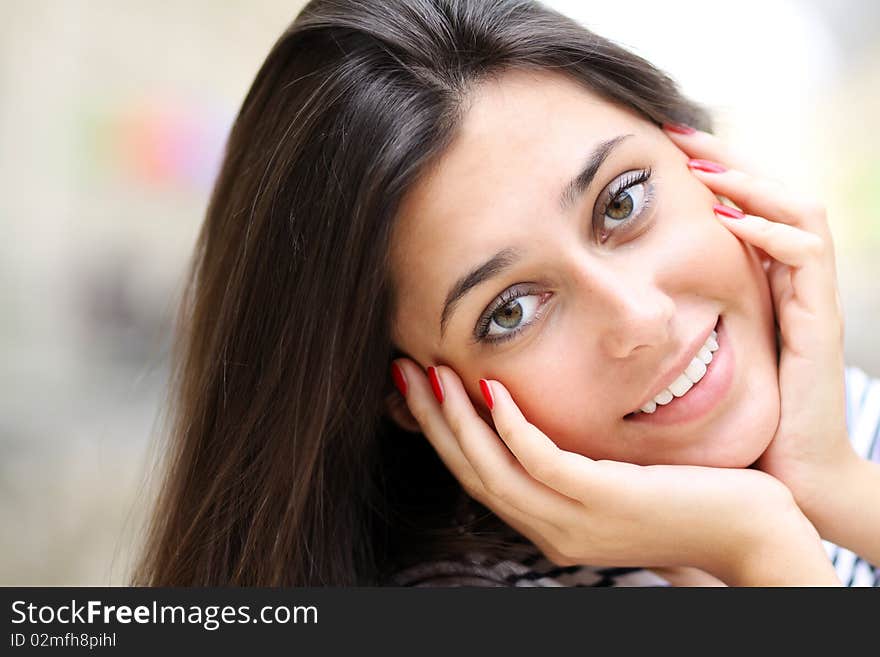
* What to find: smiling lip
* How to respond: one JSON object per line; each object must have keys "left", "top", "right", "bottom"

{"left": 626, "top": 315, "right": 721, "bottom": 417}
{"left": 623, "top": 315, "right": 733, "bottom": 425}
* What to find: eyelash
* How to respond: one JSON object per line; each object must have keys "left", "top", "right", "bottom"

{"left": 473, "top": 167, "right": 655, "bottom": 346}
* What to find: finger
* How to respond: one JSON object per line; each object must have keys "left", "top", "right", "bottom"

{"left": 393, "top": 359, "right": 486, "bottom": 499}
{"left": 713, "top": 208, "right": 838, "bottom": 316}
{"left": 431, "top": 365, "right": 581, "bottom": 526}
{"left": 399, "top": 358, "right": 570, "bottom": 542}
{"left": 403, "top": 361, "right": 560, "bottom": 541}
{"left": 687, "top": 162, "right": 832, "bottom": 239}
{"left": 661, "top": 124, "right": 757, "bottom": 173}
{"left": 480, "top": 377, "right": 609, "bottom": 502}
{"left": 713, "top": 207, "right": 824, "bottom": 268}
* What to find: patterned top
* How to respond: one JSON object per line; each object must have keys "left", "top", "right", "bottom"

{"left": 390, "top": 365, "right": 880, "bottom": 587}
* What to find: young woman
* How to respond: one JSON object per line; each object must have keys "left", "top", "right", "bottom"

{"left": 131, "top": 0, "right": 880, "bottom": 587}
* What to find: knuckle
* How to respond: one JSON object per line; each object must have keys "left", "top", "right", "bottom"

{"left": 545, "top": 548, "right": 576, "bottom": 568}
{"left": 460, "top": 476, "right": 484, "bottom": 501}
{"left": 554, "top": 539, "right": 582, "bottom": 567}
{"left": 530, "top": 455, "right": 559, "bottom": 483}
{"left": 736, "top": 185, "right": 759, "bottom": 210}
{"left": 755, "top": 216, "right": 776, "bottom": 235}
{"left": 765, "top": 176, "right": 786, "bottom": 191}
{"left": 406, "top": 401, "right": 430, "bottom": 428}
{"left": 446, "top": 410, "right": 465, "bottom": 437}
{"left": 798, "top": 198, "right": 827, "bottom": 220}
{"left": 525, "top": 534, "right": 563, "bottom": 567}
{"left": 804, "top": 233, "right": 826, "bottom": 258}
{"left": 481, "top": 473, "right": 508, "bottom": 501}
{"left": 524, "top": 421, "right": 546, "bottom": 444}
{"left": 494, "top": 417, "right": 515, "bottom": 443}
{"left": 756, "top": 176, "right": 786, "bottom": 199}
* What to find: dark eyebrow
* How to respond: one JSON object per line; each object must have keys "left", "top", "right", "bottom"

{"left": 558, "top": 133, "right": 633, "bottom": 212}
{"left": 440, "top": 247, "right": 523, "bottom": 339}
{"left": 439, "top": 133, "right": 633, "bottom": 339}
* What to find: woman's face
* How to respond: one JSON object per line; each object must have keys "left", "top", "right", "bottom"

{"left": 388, "top": 68, "right": 779, "bottom": 467}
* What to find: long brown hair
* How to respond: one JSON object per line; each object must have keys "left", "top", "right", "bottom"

{"left": 131, "top": 0, "right": 712, "bottom": 586}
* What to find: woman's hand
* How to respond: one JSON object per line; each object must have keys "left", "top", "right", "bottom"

{"left": 661, "top": 125, "right": 858, "bottom": 530}
{"left": 390, "top": 359, "right": 840, "bottom": 585}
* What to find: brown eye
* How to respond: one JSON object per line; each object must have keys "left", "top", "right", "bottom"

{"left": 476, "top": 290, "right": 545, "bottom": 344}
{"left": 492, "top": 300, "right": 523, "bottom": 329}
{"left": 606, "top": 192, "right": 635, "bottom": 220}
{"left": 600, "top": 177, "right": 650, "bottom": 235}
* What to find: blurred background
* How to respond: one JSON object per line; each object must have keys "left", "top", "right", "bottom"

{"left": 1, "top": 0, "right": 877, "bottom": 585}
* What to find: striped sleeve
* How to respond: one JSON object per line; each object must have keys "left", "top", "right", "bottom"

{"left": 844, "top": 365, "right": 880, "bottom": 463}
{"left": 822, "top": 365, "right": 880, "bottom": 586}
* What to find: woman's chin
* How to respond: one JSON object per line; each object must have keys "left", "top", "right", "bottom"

{"left": 626, "top": 413, "right": 778, "bottom": 468}
{"left": 643, "top": 440, "right": 773, "bottom": 468}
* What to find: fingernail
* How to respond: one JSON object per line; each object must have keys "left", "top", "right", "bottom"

{"left": 391, "top": 361, "right": 407, "bottom": 397}
{"left": 713, "top": 203, "right": 745, "bottom": 219}
{"left": 662, "top": 122, "right": 696, "bottom": 135}
{"left": 479, "top": 379, "right": 494, "bottom": 411}
{"left": 688, "top": 158, "right": 726, "bottom": 173}
{"left": 427, "top": 366, "right": 444, "bottom": 404}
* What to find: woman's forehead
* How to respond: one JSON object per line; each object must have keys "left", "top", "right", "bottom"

{"left": 395, "top": 70, "right": 651, "bottom": 239}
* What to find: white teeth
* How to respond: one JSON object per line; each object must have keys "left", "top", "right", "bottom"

{"left": 668, "top": 372, "right": 694, "bottom": 397}
{"left": 631, "top": 323, "right": 722, "bottom": 415}
{"left": 697, "top": 346, "right": 713, "bottom": 364}
{"left": 653, "top": 389, "right": 674, "bottom": 405}
{"left": 684, "top": 357, "right": 707, "bottom": 384}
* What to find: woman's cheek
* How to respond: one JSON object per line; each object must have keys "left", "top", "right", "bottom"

{"left": 493, "top": 342, "right": 618, "bottom": 460}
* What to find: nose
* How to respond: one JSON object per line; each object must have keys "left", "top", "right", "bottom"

{"left": 591, "top": 269, "right": 674, "bottom": 359}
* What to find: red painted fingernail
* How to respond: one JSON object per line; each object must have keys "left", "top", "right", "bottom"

{"left": 662, "top": 122, "right": 696, "bottom": 135}
{"left": 427, "top": 366, "right": 444, "bottom": 404}
{"left": 479, "top": 379, "right": 494, "bottom": 411}
{"left": 713, "top": 203, "right": 745, "bottom": 219}
{"left": 391, "top": 361, "right": 407, "bottom": 397}
{"left": 688, "top": 158, "right": 726, "bottom": 173}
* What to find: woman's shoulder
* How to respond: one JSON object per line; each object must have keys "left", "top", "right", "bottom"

{"left": 385, "top": 546, "right": 671, "bottom": 587}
